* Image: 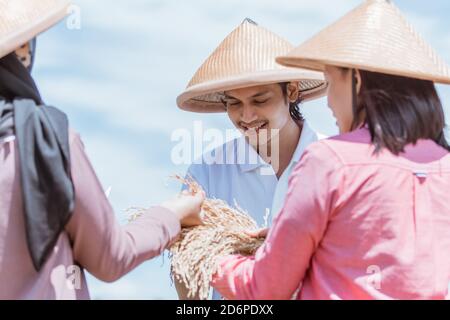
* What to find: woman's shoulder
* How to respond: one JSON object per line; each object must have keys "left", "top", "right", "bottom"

{"left": 68, "top": 128, "right": 86, "bottom": 146}
{"left": 68, "top": 129, "right": 88, "bottom": 158}
{"left": 299, "top": 128, "right": 374, "bottom": 169}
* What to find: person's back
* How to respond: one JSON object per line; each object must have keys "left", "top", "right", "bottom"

{"left": 298, "top": 128, "right": 450, "bottom": 299}
{"left": 0, "top": 136, "right": 86, "bottom": 299}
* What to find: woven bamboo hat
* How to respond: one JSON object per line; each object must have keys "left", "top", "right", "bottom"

{"left": 177, "top": 18, "right": 327, "bottom": 113}
{"left": 0, "top": 0, "right": 71, "bottom": 60}
{"left": 277, "top": 0, "right": 450, "bottom": 85}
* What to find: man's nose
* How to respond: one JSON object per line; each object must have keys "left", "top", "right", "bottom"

{"left": 241, "top": 104, "right": 257, "bottom": 123}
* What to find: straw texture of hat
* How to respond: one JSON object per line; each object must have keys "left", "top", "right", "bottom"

{"left": 0, "top": 0, "right": 71, "bottom": 60}
{"left": 277, "top": 0, "right": 450, "bottom": 85}
{"left": 177, "top": 18, "right": 327, "bottom": 113}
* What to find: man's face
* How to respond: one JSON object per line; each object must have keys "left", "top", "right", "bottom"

{"left": 223, "top": 83, "right": 293, "bottom": 147}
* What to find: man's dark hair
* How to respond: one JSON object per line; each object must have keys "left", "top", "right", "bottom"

{"left": 279, "top": 82, "right": 304, "bottom": 122}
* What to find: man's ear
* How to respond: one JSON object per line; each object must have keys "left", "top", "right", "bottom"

{"left": 287, "top": 82, "right": 300, "bottom": 102}
{"left": 355, "top": 69, "right": 362, "bottom": 94}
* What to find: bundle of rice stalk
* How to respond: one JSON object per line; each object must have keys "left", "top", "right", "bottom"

{"left": 128, "top": 176, "right": 265, "bottom": 300}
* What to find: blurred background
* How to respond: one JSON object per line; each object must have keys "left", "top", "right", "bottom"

{"left": 33, "top": 0, "right": 450, "bottom": 299}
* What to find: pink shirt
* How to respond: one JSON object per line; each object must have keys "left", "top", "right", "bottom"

{"left": 212, "top": 128, "right": 450, "bottom": 300}
{"left": 0, "top": 131, "right": 180, "bottom": 299}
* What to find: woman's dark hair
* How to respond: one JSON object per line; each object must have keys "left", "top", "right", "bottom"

{"left": 279, "top": 82, "right": 304, "bottom": 122}
{"left": 348, "top": 69, "right": 450, "bottom": 154}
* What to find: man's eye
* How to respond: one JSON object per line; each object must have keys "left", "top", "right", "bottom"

{"left": 226, "top": 101, "right": 241, "bottom": 107}
{"left": 254, "top": 99, "right": 269, "bottom": 105}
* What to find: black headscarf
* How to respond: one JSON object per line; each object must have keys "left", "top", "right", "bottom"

{"left": 0, "top": 43, "right": 75, "bottom": 271}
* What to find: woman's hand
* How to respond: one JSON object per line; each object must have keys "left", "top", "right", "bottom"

{"left": 161, "top": 190, "right": 205, "bottom": 227}
{"left": 245, "top": 228, "right": 269, "bottom": 239}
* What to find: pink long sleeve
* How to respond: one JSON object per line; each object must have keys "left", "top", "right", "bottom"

{"left": 65, "top": 132, "right": 181, "bottom": 282}
{"left": 212, "top": 142, "right": 343, "bottom": 299}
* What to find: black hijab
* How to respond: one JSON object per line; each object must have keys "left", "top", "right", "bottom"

{"left": 0, "top": 42, "right": 75, "bottom": 271}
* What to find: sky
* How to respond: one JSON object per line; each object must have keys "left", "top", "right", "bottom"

{"left": 32, "top": 0, "right": 450, "bottom": 299}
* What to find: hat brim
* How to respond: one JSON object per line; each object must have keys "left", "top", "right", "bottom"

{"left": 177, "top": 68, "right": 327, "bottom": 113}
{"left": 277, "top": 56, "right": 450, "bottom": 85}
{"left": 0, "top": 0, "right": 71, "bottom": 60}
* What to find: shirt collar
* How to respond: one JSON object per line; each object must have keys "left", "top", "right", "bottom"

{"left": 291, "top": 120, "right": 320, "bottom": 165}
{"left": 237, "top": 120, "right": 321, "bottom": 173}
{"left": 237, "top": 135, "right": 269, "bottom": 173}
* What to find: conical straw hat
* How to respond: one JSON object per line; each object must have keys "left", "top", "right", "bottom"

{"left": 277, "top": 0, "right": 450, "bottom": 84}
{"left": 177, "top": 19, "right": 327, "bottom": 113}
{"left": 0, "top": 0, "right": 71, "bottom": 60}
